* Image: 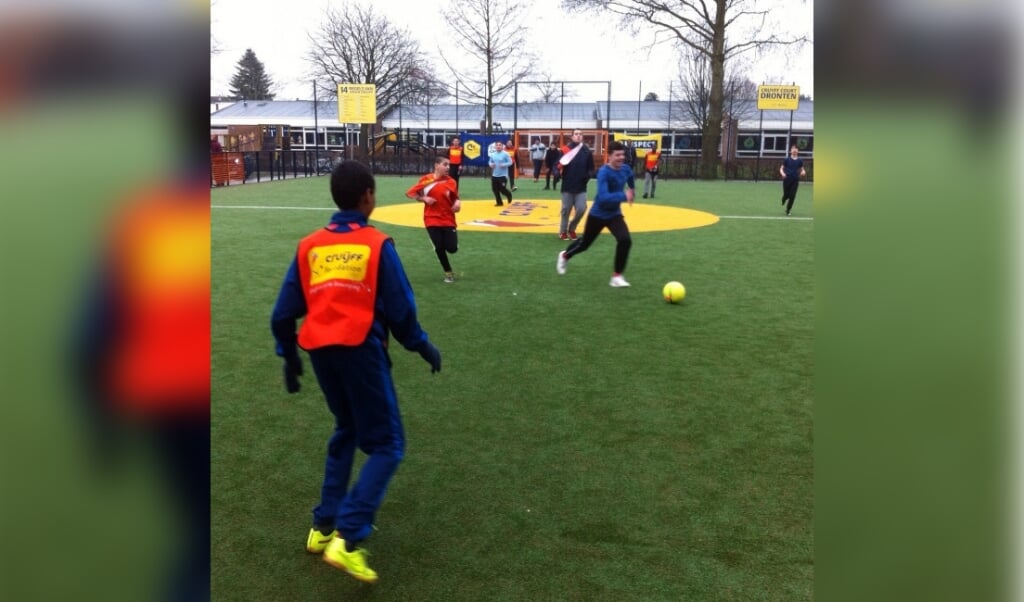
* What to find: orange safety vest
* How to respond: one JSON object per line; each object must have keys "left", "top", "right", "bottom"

{"left": 645, "top": 151, "right": 660, "bottom": 171}
{"left": 104, "top": 185, "right": 210, "bottom": 417}
{"left": 296, "top": 224, "right": 390, "bottom": 349}
{"left": 449, "top": 146, "right": 463, "bottom": 165}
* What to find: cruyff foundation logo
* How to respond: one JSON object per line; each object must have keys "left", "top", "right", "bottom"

{"left": 466, "top": 201, "right": 550, "bottom": 228}
{"left": 463, "top": 140, "right": 481, "bottom": 161}
{"left": 308, "top": 244, "right": 371, "bottom": 286}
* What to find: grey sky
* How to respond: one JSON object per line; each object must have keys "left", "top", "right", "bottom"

{"left": 211, "top": 0, "right": 813, "bottom": 102}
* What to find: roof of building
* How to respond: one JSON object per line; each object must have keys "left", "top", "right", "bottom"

{"left": 210, "top": 98, "right": 814, "bottom": 131}
{"left": 383, "top": 101, "right": 602, "bottom": 126}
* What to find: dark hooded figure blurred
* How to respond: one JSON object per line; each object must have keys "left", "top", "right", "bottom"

{"left": 61, "top": 11, "right": 211, "bottom": 602}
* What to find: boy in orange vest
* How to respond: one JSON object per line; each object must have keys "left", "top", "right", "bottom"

{"left": 271, "top": 161, "right": 442, "bottom": 584}
{"left": 505, "top": 138, "right": 518, "bottom": 190}
{"left": 447, "top": 137, "right": 463, "bottom": 188}
{"left": 642, "top": 147, "right": 660, "bottom": 199}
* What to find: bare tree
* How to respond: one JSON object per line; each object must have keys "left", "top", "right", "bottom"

{"left": 676, "top": 40, "right": 756, "bottom": 137}
{"left": 211, "top": 0, "right": 222, "bottom": 56}
{"left": 533, "top": 81, "right": 563, "bottom": 103}
{"left": 563, "top": 0, "right": 807, "bottom": 179}
{"left": 305, "top": 4, "right": 443, "bottom": 151}
{"left": 676, "top": 41, "right": 713, "bottom": 137}
{"left": 722, "top": 67, "right": 758, "bottom": 120}
{"left": 529, "top": 76, "right": 579, "bottom": 103}
{"left": 441, "top": 0, "right": 538, "bottom": 132}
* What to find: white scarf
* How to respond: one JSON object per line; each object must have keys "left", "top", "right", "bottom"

{"left": 559, "top": 143, "right": 584, "bottom": 166}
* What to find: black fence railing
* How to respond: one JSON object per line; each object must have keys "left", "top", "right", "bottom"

{"left": 211, "top": 149, "right": 812, "bottom": 187}
{"left": 211, "top": 150, "right": 350, "bottom": 187}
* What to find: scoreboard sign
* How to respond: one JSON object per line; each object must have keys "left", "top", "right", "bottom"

{"left": 338, "top": 84, "right": 377, "bottom": 123}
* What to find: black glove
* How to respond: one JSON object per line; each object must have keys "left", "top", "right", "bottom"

{"left": 283, "top": 354, "right": 303, "bottom": 393}
{"left": 417, "top": 342, "right": 442, "bottom": 374}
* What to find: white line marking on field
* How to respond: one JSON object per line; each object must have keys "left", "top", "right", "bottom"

{"left": 211, "top": 205, "right": 813, "bottom": 221}
{"left": 717, "top": 215, "right": 814, "bottom": 221}
{"left": 211, "top": 205, "right": 333, "bottom": 211}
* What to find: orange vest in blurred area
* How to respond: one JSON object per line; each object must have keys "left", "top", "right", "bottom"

{"left": 449, "top": 146, "right": 462, "bottom": 165}
{"left": 105, "top": 185, "right": 210, "bottom": 417}
{"left": 296, "top": 224, "right": 388, "bottom": 349}
{"left": 645, "top": 151, "right": 660, "bottom": 171}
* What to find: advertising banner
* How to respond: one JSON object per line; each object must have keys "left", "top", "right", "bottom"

{"left": 613, "top": 133, "right": 661, "bottom": 157}
{"left": 459, "top": 134, "right": 510, "bottom": 166}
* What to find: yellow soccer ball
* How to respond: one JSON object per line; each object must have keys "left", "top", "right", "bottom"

{"left": 663, "top": 281, "right": 686, "bottom": 303}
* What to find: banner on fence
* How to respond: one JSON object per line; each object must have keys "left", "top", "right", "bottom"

{"left": 612, "top": 133, "right": 661, "bottom": 157}
{"left": 459, "top": 134, "right": 510, "bottom": 166}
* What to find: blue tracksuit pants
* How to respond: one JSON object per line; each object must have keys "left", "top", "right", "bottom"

{"left": 308, "top": 342, "right": 405, "bottom": 544}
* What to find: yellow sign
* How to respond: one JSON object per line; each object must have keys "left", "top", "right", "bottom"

{"left": 337, "top": 84, "right": 377, "bottom": 123}
{"left": 307, "top": 244, "right": 371, "bottom": 285}
{"left": 757, "top": 85, "right": 800, "bottom": 111}
{"left": 614, "top": 133, "right": 661, "bottom": 157}
{"left": 463, "top": 140, "right": 482, "bottom": 160}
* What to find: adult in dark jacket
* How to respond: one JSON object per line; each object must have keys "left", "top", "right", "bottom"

{"left": 543, "top": 143, "right": 561, "bottom": 190}
{"left": 556, "top": 129, "right": 595, "bottom": 240}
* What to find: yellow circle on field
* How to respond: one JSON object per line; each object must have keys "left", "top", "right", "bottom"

{"left": 372, "top": 199, "right": 719, "bottom": 233}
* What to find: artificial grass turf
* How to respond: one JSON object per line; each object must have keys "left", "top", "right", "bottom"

{"left": 212, "top": 173, "right": 813, "bottom": 600}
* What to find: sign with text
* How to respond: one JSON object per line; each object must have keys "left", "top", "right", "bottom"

{"left": 757, "top": 85, "right": 800, "bottom": 111}
{"left": 337, "top": 84, "right": 377, "bottom": 123}
{"left": 613, "top": 133, "right": 661, "bottom": 157}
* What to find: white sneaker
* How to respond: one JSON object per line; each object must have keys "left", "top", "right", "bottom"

{"left": 609, "top": 274, "right": 630, "bottom": 287}
{"left": 556, "top": 251, "right": 568, "bottom": 275}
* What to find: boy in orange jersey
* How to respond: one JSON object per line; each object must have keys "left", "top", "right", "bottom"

{"left": 406, "top": 156, "right": 462, "bottom": 283}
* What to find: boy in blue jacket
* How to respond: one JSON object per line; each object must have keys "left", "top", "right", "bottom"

{"left": 556, "top": 141, "right": 636, "bottom": 287}
{"left": 271, "top": 161, "right": 442, "bottom": 584}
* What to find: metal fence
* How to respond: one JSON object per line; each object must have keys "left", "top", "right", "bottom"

{"left": 210, "top": 150, "right": 342, "bottom": 187}
{"left": 211, "top": 141, "right": 812, "bottom": 187}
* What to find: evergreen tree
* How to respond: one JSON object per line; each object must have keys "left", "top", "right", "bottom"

{"left": 229, "top": 48, "right": 275, "bottom": 101}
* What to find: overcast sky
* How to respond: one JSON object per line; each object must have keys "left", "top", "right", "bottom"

{"left": 211, "top": 0, "right": 813, "bottom": 102}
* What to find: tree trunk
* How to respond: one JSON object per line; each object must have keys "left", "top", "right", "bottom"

{"left": 699, "top": 1, "right": 728, "bottom": 180}
{"left": 360, "top": 123, "right": 371, "bottom": 155}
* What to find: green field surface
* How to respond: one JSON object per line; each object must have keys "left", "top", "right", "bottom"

{"left": 211, "top": 173, "right": 813, "bottom": 600}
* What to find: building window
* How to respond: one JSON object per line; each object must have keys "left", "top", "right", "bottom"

{"left": 762, "top": 133, "right": 789, "bottom": 153}
{"left": 791, "top": 135, "right": 814, "bottom": 154}
{"left": 733, "top": 132, "right": 813, "bottom": 157}
{"left": 665, "top": 133, "right": 701, "bottom": 156}
{"left": 735, "top": 134, "right": 761, "bottom": 157}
